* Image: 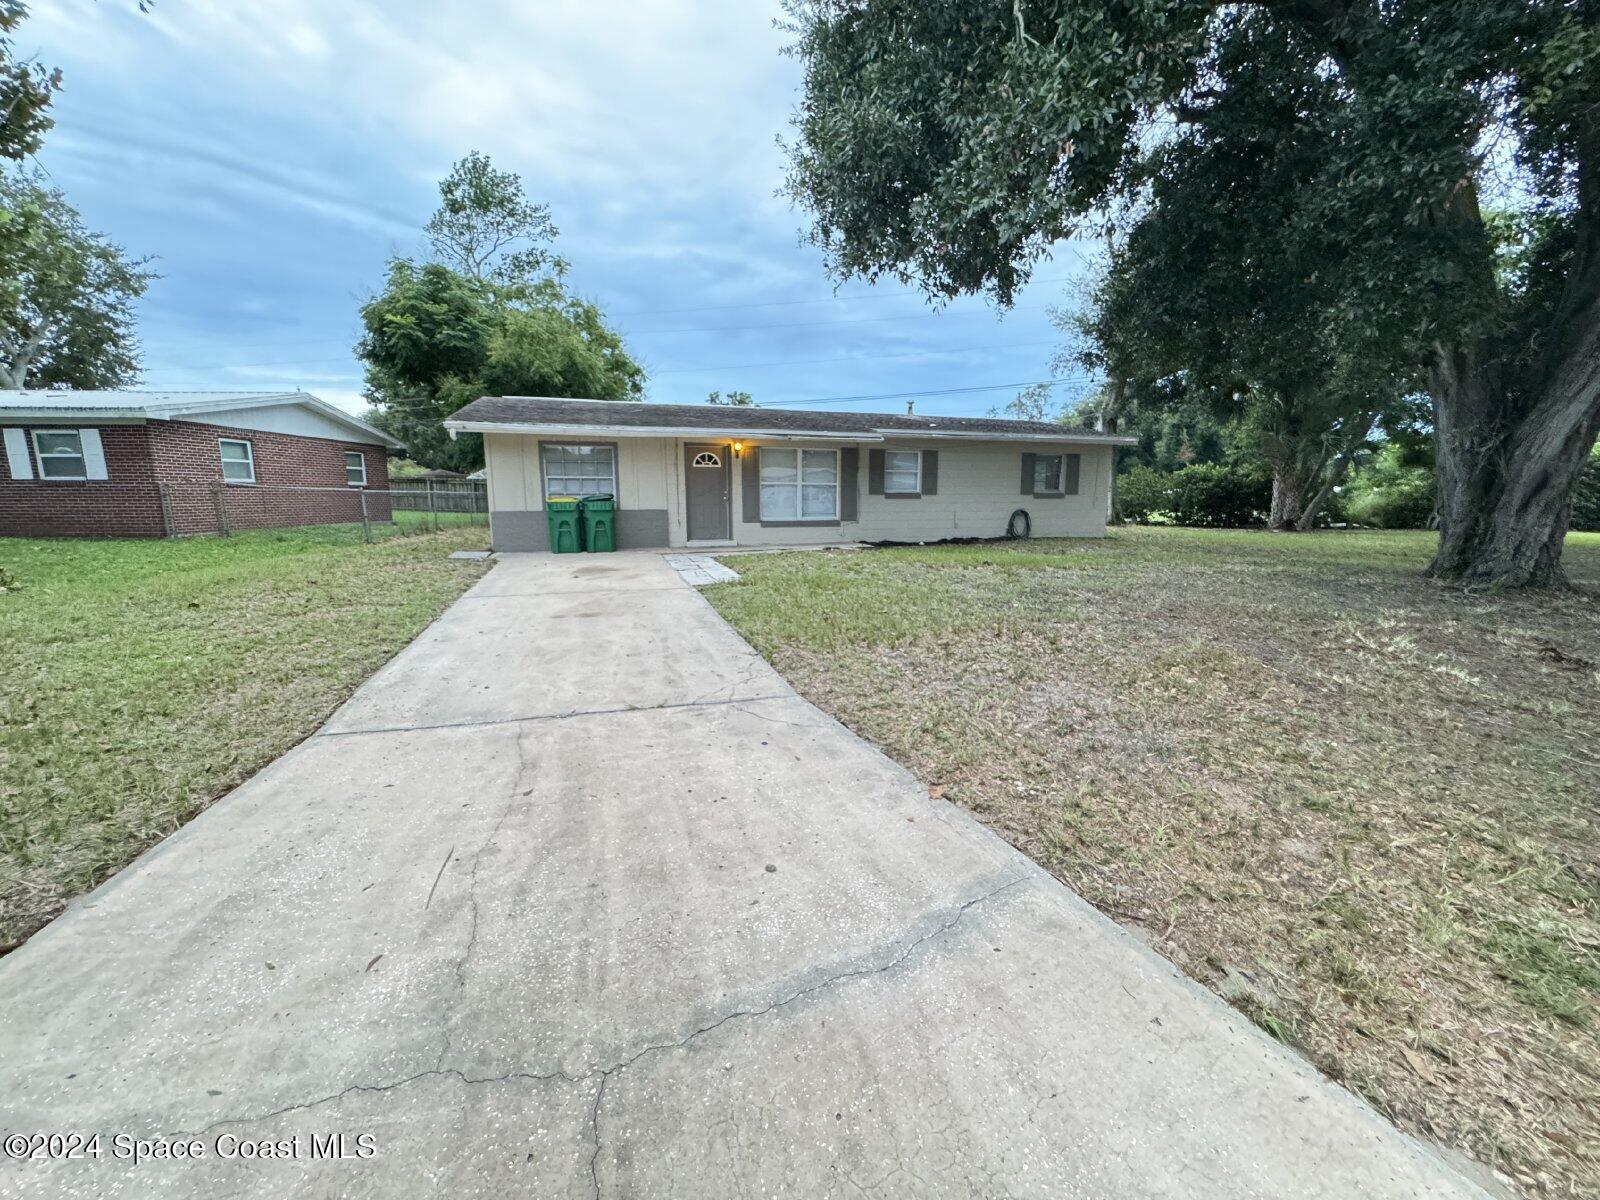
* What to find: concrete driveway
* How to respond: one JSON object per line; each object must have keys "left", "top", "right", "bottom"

{"left": 0, "top": 551, "right": 1488, "bottom": 1199}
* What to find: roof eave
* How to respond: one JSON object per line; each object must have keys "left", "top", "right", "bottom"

{"left": 871, "top": 428, "right": 1139, "bottom": 445}
{"left": 445, "top": 418, "right": 1136, "bottom": 446}
{"left": 156, "top": 394, "right": 406, "bottom": 451}
{"left": 0, "top": 409, "right": 148, "bottom": 423}
{"left": 444, "top": 419, "right": 888, "bottom": 442}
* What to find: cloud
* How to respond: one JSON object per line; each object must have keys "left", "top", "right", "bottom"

{"left": 26, "top": 0, "right": 1084, "bottom": 419}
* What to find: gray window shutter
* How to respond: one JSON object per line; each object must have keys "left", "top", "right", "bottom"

{"left": 921, "top": 450, "right": 938, "bottom": 496}
{"left": 840, "top": 447, "right": 859, "bottom": 521}
{"left": 741, "top": 447, "right": 760, "bottom": 523}
{"left": 3, "top": 428, "right": 32, "bottom": 480}
{"left": 867, "top": 448, "right": 885, "bottom": 495}
{"left": 1063, "top": 453, "right": 1081, "bottom": 496}
{"left": 1020, "top": 452, "right": 1035, "bottom": 496}
{"left": 80, "top": 429, "right": 109, "bottom": 480}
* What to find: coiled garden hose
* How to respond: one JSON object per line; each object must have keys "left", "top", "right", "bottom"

{"left": 1006, "top": 508, "right": 1032, "bottom": 539}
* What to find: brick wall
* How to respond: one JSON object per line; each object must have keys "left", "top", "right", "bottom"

{"left": 0, "top": 418, "right": 392, "bottom": 539}
{"left": 0, "top": 424, "right": 166, "bottom": 538}
{"left": 150, "top": 419, "right": 392, "bottom": 536}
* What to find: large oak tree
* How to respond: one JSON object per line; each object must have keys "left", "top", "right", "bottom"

{"left": 785, "top": 0, "right": 1599, "bottom": 585}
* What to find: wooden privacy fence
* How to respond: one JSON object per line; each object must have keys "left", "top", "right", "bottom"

{"left": 389, "top": 479, "right": 488, "bottom": 514}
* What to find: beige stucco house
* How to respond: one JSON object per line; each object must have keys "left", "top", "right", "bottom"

{"left": 444, "top": 396, "right": 1136, "bottom": 552}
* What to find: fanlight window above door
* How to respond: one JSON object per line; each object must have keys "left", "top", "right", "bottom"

{"left": 692, "top": 451, "right": 722, "bottom": 468}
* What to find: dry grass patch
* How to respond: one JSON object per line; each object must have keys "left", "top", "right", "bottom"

{"left": 706, "top": 527, "right": 1600, "bottom": 1199}
{"left": 0, "top": 525, "right": 491, "bottom": 949}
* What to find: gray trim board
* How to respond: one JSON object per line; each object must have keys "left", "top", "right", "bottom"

{"left": 490, "top": 508, "right": 669, "bottom": 552}
{"left": 840, "top": 446, "right": 859, "bottom": 522}
{"left": 617, "top": 509, "right": 670, "bottom": 548}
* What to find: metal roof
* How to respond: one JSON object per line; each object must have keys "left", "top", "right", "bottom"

{"left": 0, "top": 389, "right": 404, "bottom": 450}
{"left": 445, "top": 396, "right": 1136, "bottom": 445}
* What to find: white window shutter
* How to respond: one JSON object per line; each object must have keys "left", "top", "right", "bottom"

{"left": 3, "top": 427, "right": 32, "bottom": 480}
{"left": 79, "top": 429, "right": 109, "bottom": 480}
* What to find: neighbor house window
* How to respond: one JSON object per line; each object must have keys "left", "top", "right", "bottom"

{"left": 760, "top": 447, "right": 838, "bottom": 520}
{"left": 1033, "top": 454, "right": 1064, "bottom": 495}
{"left": 883, "top": 450, "right": 921, "bottom": 495}
{"left": 219, "top": 438, "right": 255, "bottom": 483}
{"left": 542, "top": 443, "right": 615, "bottom": 498}
{"left": 344, "top": 451, "right": 367, "bottom": 487}
{"left": 32, "top": 430, "right": 87, "bottom": 480}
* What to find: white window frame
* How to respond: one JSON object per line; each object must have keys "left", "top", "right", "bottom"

{"left": 883, "top": 449, "right": 922, "bottom": 496}
{"left": 219, "top": 438, "right": 256, "bottom": 484}
{"left": 541, "top": 442, "right": 616, "bottom": 500}
{"left": 1033, "top": 453, "right": 1064, "bottom": 496}
{"left": 344, "top": 450, "right": 367, "bottom": 487}
{"left": 31, "top": 429, "right": 87, "bottom": 481}
{"left": 759, "top": 446, "right": 839, "bottom": 522}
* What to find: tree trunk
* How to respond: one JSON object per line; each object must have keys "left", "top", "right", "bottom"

{"left": 1428, "top": 336, "right": 1600, "bottom": 587}
{"left": 1268, "top": 463, "right": 1314, "bottom": 530}
{"left": 0, "top": 324, "right": 49, "bottom": 388}
{"left": 1426, "top": 119, "right": 1600, "bottom": 588}
{"left": 1294, "top": 450, "right": 1351, "bottom": 532}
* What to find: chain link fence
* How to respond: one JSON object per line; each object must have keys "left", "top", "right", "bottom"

{"left": 2, "top": 481, "right": 489, "bottom": 542}
{"left": 198, "top": 482, "right": 488, "bottom": 542}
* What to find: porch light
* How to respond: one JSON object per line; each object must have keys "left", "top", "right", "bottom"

{"left": 732, "top": 441, "right": 744, "bottom": 457}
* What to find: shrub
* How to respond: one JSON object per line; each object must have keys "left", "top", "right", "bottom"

{"left": 1115, "top": 465, "right": 1168, "bottom": 523}
{"left": 1342, "top": 446, "right": 1436, "bottom": 529}
{"left": 1116, "top": 463, "right": 1271, "bottom": 527}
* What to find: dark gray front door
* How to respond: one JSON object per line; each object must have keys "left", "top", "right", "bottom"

{"left": 684, "top": 443, "right": 731, "bottom": 541}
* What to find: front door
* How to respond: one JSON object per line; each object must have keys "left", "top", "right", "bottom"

{"left": 684, "top": 443, "right": 731, "bottom": 541}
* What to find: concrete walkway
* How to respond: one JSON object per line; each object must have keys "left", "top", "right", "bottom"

{"left": 0, "top": 552, "right": 1488, "bottom": 1199}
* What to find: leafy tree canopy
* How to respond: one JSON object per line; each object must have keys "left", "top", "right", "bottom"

{"left": 425, "top": 150, "right": 565, "bottom": 284}
{"left": 707, "top": 390, "right": 754, "bottom": 406}
{"left": 358, "top": 156, "right": 643, "bottom": 471}
{"left": 786, "top": 0, "right": 1600, "bottom": 584}
{"left": 0, "top": 3, "right": 58, "bottom": 161}
{"left": 0, "top": 171, "right": 155, "bottom": 388}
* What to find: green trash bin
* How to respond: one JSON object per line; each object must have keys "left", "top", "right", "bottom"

{"left": 546, "top": 496, "right": 583, "bottom": 554}
{"left": 580, "top": 493, "right": 616, "bottom": 553}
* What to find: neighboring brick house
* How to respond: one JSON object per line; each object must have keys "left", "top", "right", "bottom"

{"left": 0, "top": 390, "right": 404, "bottom": 539}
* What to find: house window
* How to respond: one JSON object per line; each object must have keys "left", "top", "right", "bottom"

{"left": 760, "top": 447, "right": 838, "bottom": 521}
{"left": 692, "top": 451, "right": 721, "bottom": 468}
{"left": 542, "top": 443, "right": 615, "bottom": 498}
{"left": 1033, "top": 454, "right": 1064, "bottom": 495}
{"left": 344, "top": 451, "right": 367, "bottom": 487}
{"left": 219, "top": 438, "right": 255, "bottom": 484}
{"left": 32, "top": 430, "right": 87, "bottom": 480}
{"left": 883, "top": 450, "right": 921, "bottom": 495}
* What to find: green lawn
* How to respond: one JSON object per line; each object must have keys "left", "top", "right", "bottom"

{"left": 0, "top": 523, "right": 491, "bottom": 949}
{"left": 705, "top": 527, "right": 1600, "bottom": 1199}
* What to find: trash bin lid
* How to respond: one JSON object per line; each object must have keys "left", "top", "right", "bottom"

{"left": 581, "top": 492, "right": 615, "bottom": 502}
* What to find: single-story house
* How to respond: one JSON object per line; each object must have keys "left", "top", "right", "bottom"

{"left": 443, "top": 396, "right": 1137, "bottom": 552}
{"left": 1, "top": 390, "right": 404, "bottom": 539}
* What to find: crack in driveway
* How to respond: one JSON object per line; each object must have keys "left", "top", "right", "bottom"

{"left": 318, "top": 693, "right": 795, "bottom": 739}
{"left": 170, "top": 873, "right": 1028, "bottom": 1189}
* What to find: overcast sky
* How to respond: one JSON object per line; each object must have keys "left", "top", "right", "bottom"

{"left": 24, "top": 0, "right": 1096, "bottom": 420}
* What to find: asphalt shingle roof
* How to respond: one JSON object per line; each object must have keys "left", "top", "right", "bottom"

{"left": 447, "top": 396, "right": 1130, "bottom": 442}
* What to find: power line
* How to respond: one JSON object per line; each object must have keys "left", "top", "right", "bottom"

{"left": 755, "top": 377, "right": 1094, "bottom": 409}
{"left": 621, "top": 304, "right": 1051, "bottom": 338}
{"left": 610, "top": 274, "right": 1078, "bottom": 318}
{"left": 652, "top": 338, "right": 1062, "bottom": 376}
